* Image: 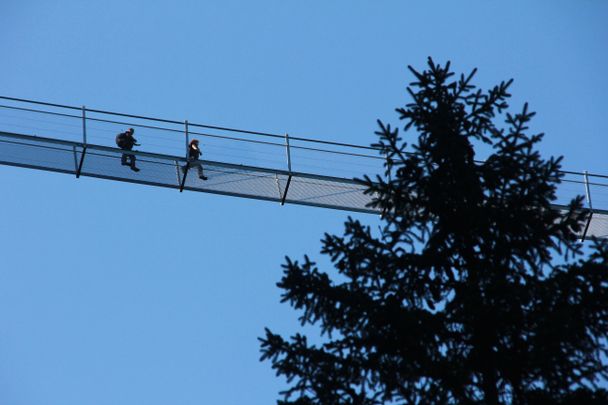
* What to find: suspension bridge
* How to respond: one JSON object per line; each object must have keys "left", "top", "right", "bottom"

{"left": 0, "top": 95, "right": 606, "bottom": 239}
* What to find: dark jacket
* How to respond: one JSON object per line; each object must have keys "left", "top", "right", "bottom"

{"left": 188, "top": 144, "right": 202, "bottom": 160}
{"left": 116, "top": 132, "right": 137, "bottom": 150}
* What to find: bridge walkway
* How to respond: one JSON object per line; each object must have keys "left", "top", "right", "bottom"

{"left": 0, "top": 96, "right": 605, "bottom": 239}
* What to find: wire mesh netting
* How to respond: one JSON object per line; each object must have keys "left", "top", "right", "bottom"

{"left": 0, "top": 132, "right": 78, "bottom": 174}
{"left": 587, "top": 213, "right": 608, "bottom": 239}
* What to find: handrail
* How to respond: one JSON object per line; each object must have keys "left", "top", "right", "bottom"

{"left": 0, "top": 95, "right": 379, "bottom": 151}
{"left": 0, "top": 102, "right": 384, "bottom": 161}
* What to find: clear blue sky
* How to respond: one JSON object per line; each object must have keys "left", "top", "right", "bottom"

{"left": 0, "top": 1, "right": 607, "bottom": 404}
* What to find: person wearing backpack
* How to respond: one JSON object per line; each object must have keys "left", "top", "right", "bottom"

{"left": 182, "top": 139, "right": 208, "bottom": 180}
{"left": 115, "top": 128, "right": 140, "bottom": 172}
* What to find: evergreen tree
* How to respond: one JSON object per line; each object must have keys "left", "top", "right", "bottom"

{"left": 260, "top": 58, "right": 608, "bottom": 404}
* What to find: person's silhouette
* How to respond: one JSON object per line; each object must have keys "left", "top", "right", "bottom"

{"left": 115, "top": 127, "right": 140, "bottom": 172}
{"left": 182, "top": 139, "right": 208, "bottom": 180}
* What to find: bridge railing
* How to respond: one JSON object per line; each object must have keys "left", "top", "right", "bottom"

{"left": 0, "top": 96, "right": 384, "bottom": 181}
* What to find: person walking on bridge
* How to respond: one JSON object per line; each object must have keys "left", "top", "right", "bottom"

{"left": 115, "top": 128, "right": 140, "bottom": 172}
{"left": 182, "top": 139, "right": 208, "bottom": 180}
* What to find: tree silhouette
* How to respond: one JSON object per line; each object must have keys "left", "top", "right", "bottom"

{"left": 260, "top": 58, "right": 608, "bottom": 404}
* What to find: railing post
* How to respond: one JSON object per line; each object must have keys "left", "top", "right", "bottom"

{"left": 180, "top": 120, "right": 189, "bottom": 192}
{"left": 584, "top": 171, "right": 593, "bottom": 209}
{"left": 185, "top": 120, "right": 189, "bottom": 157}
{"left": 82, "top": 105, "right": 87, "bottom": 145}
{"left": 581, "top": 170, "right": 594, "bottom": 241}
{"left": 285, "top": 132, "right": 292, "bottom": 173}
{"left": 379, "top": 153, "right": 391, "bottom": 219}
{"left": 280, "top": 133, "right": 293, "bottom": 206}
{"left": 76, "top": 105, "right": 87, "bottom": 178}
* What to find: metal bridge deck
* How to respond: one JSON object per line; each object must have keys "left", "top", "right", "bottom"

{"left": 0, "top": 95, "right": 606, "bottom": 239}
{"left": 0, "top": 131, "right": 375, "bottom": 214}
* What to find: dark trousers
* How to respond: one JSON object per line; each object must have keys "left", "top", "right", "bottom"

{"left": 182, "top": 160, "right": 205, "bottom": 177}
{"left": 121, "top": 151, "right": 136, "bottom": 168}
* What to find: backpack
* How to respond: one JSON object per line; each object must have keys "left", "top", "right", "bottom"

{"left": 116, "top": 133, "right": 129, "bottom": 149}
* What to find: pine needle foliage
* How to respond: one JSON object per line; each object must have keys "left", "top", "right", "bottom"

{"left": 260, "top": 58, "right": 608, "bottom": 405}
